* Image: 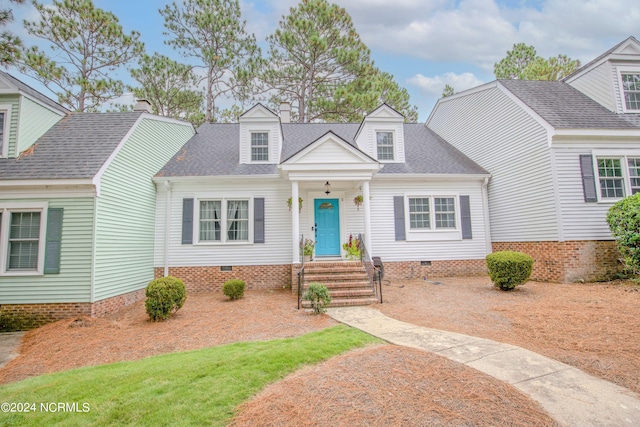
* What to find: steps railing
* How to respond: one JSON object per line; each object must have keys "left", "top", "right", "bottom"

{"left": 297, "top": 234, "right": 305, "bottom": 309}
{"left": 358, "top": 233, "right": 382, "bottom": 303}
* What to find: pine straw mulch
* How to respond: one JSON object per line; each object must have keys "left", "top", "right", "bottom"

{"left": 230, "top": 345, "right": 557, "bottom": 427}
{"left": 1, "top": 277, "right": 638, "bottom": 426}
{"left": 376, "top": 276, "right": 640, "bottom": 396}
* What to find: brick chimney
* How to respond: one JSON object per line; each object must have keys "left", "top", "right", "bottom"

{"left": 133, "top": 99, "right": 152, "bottom": 113}
{"left": 280, "top": 102, "right": 291, "bottom": 123}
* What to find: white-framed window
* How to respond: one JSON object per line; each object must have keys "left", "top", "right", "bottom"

{"left": 407, "top": 196, "right": 457, "bottom": 230}
{"left": 376, "top": 131, "right": 394, "bottom": 161}
{"left": 0, "top": 104, "right": 13, "bottom": 158}
{"left": 197, "top": 198, "right": 251, "bottom": 244}
{"left": 621, "top": 72, "right": 640, "bottom": 112}
{"left": 595, "top": 156, "right": 640, "bottom": 200}
{"left": 0, "top": 203, "right": 48, "bottom": 275}
{"left": 250, "top": 132, "right": 269, "bottom": 162}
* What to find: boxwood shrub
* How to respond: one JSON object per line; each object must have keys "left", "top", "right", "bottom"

{"left": 145, "top": 276, "right": 187, "bottom": 321}
{"left": 303, "top": 282, "right": 331, "bottom": 314}
{"left": 486, "top": 251, "right": 533, "bottom": 291}
{"left": 606, "top": 193, "right": 640, "bottom": 275}
{"left": 223, "top": 279, "right": 245, "bottom": 300}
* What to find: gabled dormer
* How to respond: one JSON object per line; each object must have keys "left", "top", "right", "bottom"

{"left": 238, "top": 103, "right": 283, "bottom": 164}
{"left": 0, "top": 71, "right": 67, "bottom": 158}
{"left": 565, "top": 36, "right": 640, "bottom": 114}
{"left": 354, "top": 104, "right": 405, "bottom": 163}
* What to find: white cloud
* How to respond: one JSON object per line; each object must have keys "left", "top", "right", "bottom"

{"left": 407, "top": 72, "right": 484, "bottom": 97}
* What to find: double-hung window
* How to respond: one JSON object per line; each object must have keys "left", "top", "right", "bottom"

{"left": 198, "top": 199, "right": 250, "bottom": 243}
{"left": 595, "top": 156, "right": 640, "bottom": 199}
{"left": 0, "top": 204, "right": 52, "bottom": 274}
{"left": 251, "top": 132, "right": 269, "bottom": 162}
{"left": 376, "top": 131, "right": 394, "bottom": 161}
{"left": 621, "top": 73, "right": 640, "bottom": 111}
{"left": 408, "top": 196, "right": 456, "bottom": 230}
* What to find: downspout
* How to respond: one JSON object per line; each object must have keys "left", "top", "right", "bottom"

{"left": 481, "top": 176, "right": 493, "bottom": 255}
{"left": 163, "top": 180, "right": 172, "bottom": 277}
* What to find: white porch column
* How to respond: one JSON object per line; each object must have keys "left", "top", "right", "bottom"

{"left": 362, "top": 180, "right": 372, "bottom": 255}
{"left": 291, "top": 180, "right": 300, "bottom": 263}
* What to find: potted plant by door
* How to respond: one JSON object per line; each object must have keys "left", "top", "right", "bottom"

{"left": 354, "top": 195, "right": 363, "bottom": 211}
{"left": 287, "top": 197, "right": 303, "bottom": 212}
{"left": 303, "top": 239, "right": 315, "bottom": 262}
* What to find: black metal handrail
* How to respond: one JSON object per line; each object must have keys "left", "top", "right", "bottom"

{"left": 297, "top": 234, "right": 305, "bottom": 309}
{"left": 358, "top": 233, "right": 382, "bottom": 303}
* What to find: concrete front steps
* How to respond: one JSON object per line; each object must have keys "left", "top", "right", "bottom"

{"left": 301, "top": 260, "right": 378, "bottom": 308}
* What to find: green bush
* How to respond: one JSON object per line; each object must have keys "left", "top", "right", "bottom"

{"left": 145, "top": 276, "right": 187, "bottom": 321}
{"left": 303, "top": 282, "right": 331, "bottom": 314}
{"left": 223, "top": 279, "right": 245, "bottom": 300}
{"left": 607, "top": 193, "right": 640, "bottom": 275}
{"left": 486, "top": 251, "right": 533, "bottom": 291}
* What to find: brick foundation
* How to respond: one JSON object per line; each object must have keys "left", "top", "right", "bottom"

{"left": 382, "top": 259, "right": 488, "bottom": 280}
{"left": 0, "top": 288, "right": 147, "bottom": 328}
{"left": 155, "top": 264, "right": 292, "bottom": 293}
{"left": 492, "top": 240, "right": 621, "bottom": 283}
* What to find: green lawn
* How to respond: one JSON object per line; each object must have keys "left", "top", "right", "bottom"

{"left": 0, "top": 325, "right": 379, "bottom": 426}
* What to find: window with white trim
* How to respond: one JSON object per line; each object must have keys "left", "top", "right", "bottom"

{"left": 0, "top": 205, "right": 48, "bottom": 274}
{"left": 595, "top": 156, "right": 640, "bottom": 199}
{"left": 376, "top": 131, "right": 394, "bottom": 161}
{"left": 198, "top": 199, "right": 250, "bottom": 243}
{"left": 0, "top": 111, "right": 5, "bottom": 157}
{"left": 621, "top": 73, "right": 640, "bottom": 111}
{"left": 408, "top": 196, "right": 456, "bottom": 230}
{"left": 0, "top": 105, "right": 12, "bottom": 158}
{"left": 251, "top": 132, "right": 269, "bottom": 162}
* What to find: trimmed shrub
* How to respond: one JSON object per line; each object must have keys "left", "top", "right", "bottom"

{"left": 145, "top": 276, "right": 187, "bottom": 321}
{"left": 486, "top": 251, "right": 533, "bottom": 291}
{"left": 607, "top": 193, "right": 640, "bottom": 275}
{"left": 303, "top": 282, "right": 331, "bottom": 314}
{"left": 223, "top": 279, "right": 245, "bottom": 300}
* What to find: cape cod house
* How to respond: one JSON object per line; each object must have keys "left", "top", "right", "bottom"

{"left": 427, "top": 36, "right": 640, "bottom": 282}
{"left": 0, "top": 71, "right": 195, "bottom": 324}
{"left": 152, "top": 103, "right": 492, "bottom": 295}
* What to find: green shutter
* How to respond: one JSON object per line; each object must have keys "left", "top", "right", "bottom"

{"left": 44, "top": 208, "right": 63, "bottom": 274}
{"left": 182, "top": 198, "right": 194, "bottom": 244}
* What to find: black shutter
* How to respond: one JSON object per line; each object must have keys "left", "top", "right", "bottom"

{"left": 393, "top": 196, "right": 406, "bottom": 241}
{"left": 44, "top": 208, "right": 63, "bottom": 274}
{"left": 460, "top": 196, "right": 472, "bottom": 240}
{"left": 580, "top": 154, "right": 598, "bottom": 202}
{"left": 182, "top": 198, "right": 194, "bottom": 244}
{"left": 254, "top": 198, "right": 265, "bottom": 243}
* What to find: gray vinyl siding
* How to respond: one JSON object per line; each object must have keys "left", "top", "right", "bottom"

{"left": 567, "top": 61, "right": 616, "bottom": 112}
{"left": 428, "top": 86, "right": 559, "bottom": 242}
{"left": 553, "top": 143, "right": 636, "bottom": 241}
{"left": 16, "top": 96, "right": 63, "bottom": 154}
{"left": 93, "top": 118, "right": 194, "bottom": 301}
{"left": 154, "top": 179, "right": 292, "bottom": 267}
{"left": 0, "top": 94, "right": 20, "bottom": 157}
{"left": 0, "top": 197, "right": 94, "bottom": 303}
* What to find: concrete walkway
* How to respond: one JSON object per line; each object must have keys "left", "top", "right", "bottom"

{"left": 0, "top": 332, "right": 24, "bottom": 369}
{"left": 327, "top": 306, "right": 640, "bottom": 427}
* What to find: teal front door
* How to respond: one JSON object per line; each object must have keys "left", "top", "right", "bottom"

{"left": 314, "top": 198, "right": 340, "bottom": 256}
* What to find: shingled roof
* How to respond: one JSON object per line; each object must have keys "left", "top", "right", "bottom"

{"left": 0, "top": 112, "right": 143, "bottom": 180}
{"left": 157, "top": 122, "right": 488, "bottom": 177}
{"left": 499, "top": 79, "right": 639, "bottom": 129}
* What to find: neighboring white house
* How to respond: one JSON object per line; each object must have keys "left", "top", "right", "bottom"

{"left": 427, "top": 36, "right": 640, "bottom": 282}
{"left": 153, "top": 104, "right": 492, "bottom": 291}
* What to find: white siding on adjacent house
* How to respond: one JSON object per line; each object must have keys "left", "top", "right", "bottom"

{"left": 368, "top": 179, "right": 488, "bottom": 261}
{"left": 566, "top": 61, "right": 616, "bottom": 112}
{"left": 93, "top": 117, "right": 194, "bottom": 302}
{"left": 16, "top": 96, "right": 63, "bottom": 154}
{"left": 553, "top": 141, "right": 640, "bottom": 241}
{"left": 154, "top": 179, "right": 292, "bottom": 267}
{"left": 0, "top": 197, "right": 94, "bottom": 303}
{"left": 428, "top": 86, "right": 559, "bottom": 242}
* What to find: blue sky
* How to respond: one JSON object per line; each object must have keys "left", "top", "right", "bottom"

{"left": 7, "top": 0, "right": 640, "bottom": 121}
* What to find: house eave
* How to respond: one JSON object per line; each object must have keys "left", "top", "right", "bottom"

{"left": 153, "top": 174, "right": 282, "bottom": 183}
{"left": 375, "top": 173, "right": 490, "bottom": 181}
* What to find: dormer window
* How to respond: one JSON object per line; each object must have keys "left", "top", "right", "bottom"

{"left": 376, "top": 131, "right": 394, "bottom": 161}
{"left": 0, "top": 104, "right": 12, "bottom": 158}
{"left": 621, "top": 73, "right": 640, "bottom": 111}
{"left": 251, "top": 132, "right": 269, "bottom": 162}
